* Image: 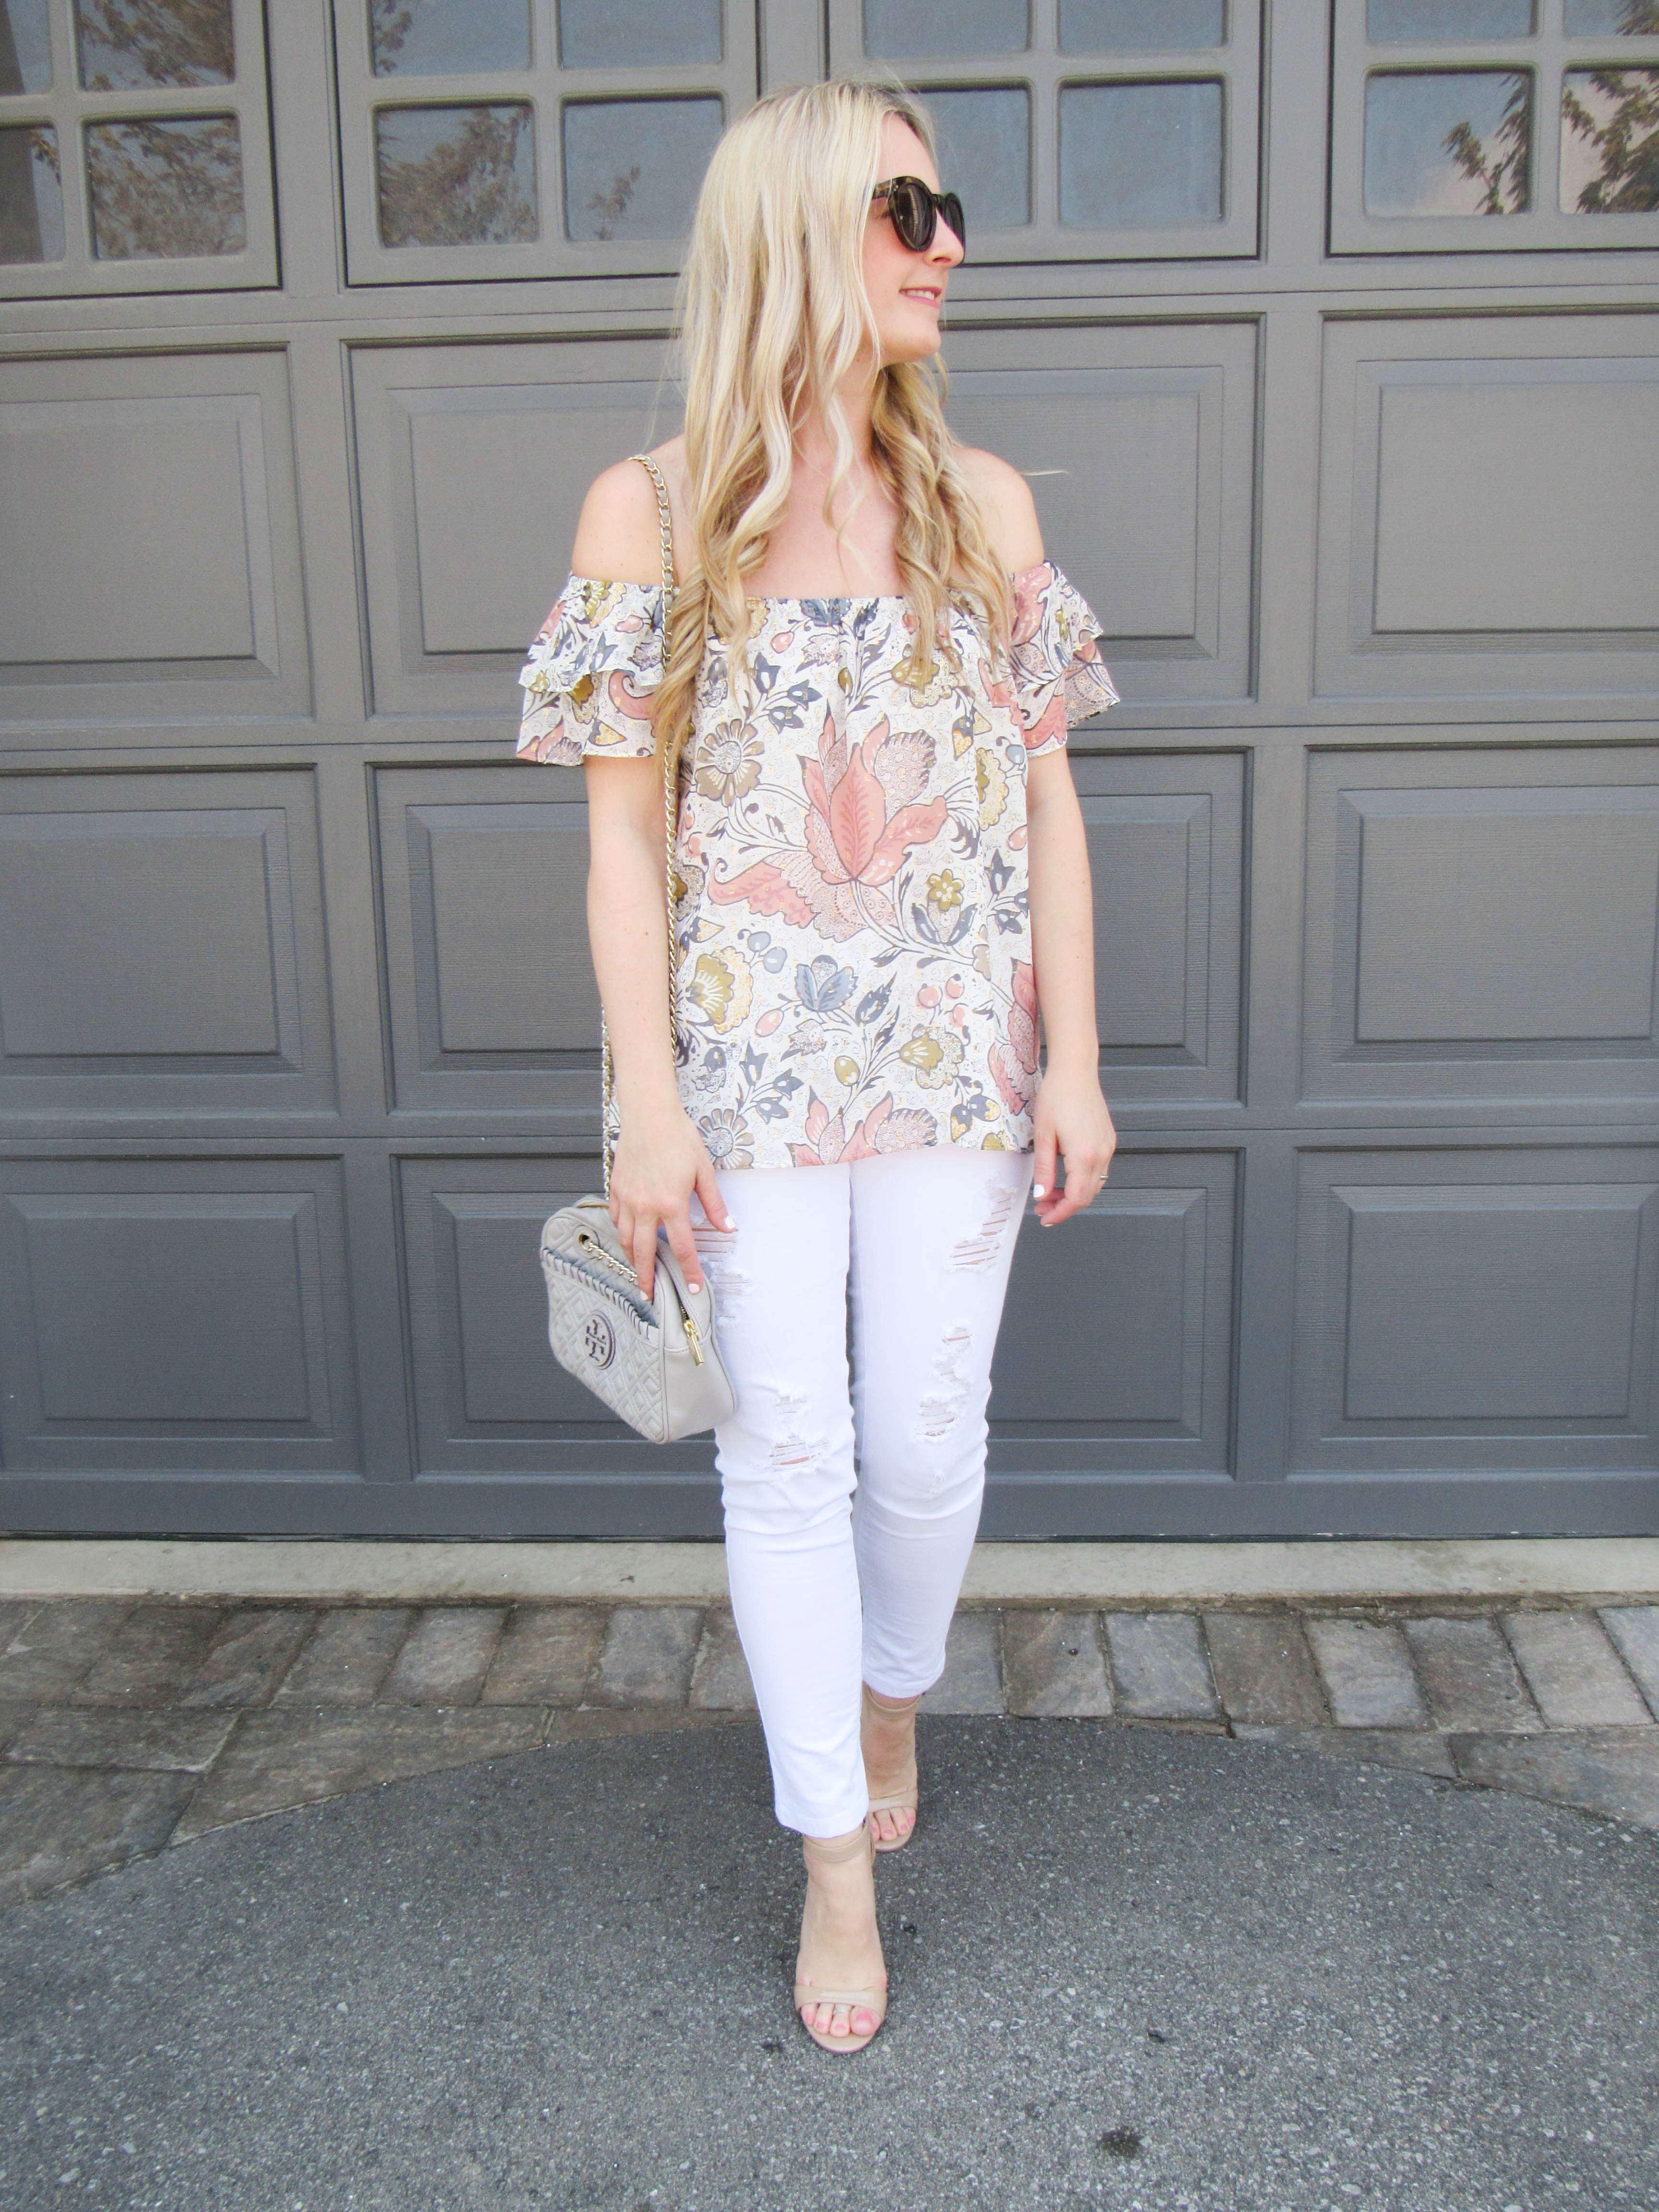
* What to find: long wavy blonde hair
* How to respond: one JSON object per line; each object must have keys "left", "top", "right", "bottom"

{"left": 653, "top": 78, "right": 1012, "bottom": 781}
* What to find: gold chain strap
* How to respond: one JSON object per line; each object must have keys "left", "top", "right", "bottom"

{"left": 599, "top": 453, "right": 679, "bottom": 1203}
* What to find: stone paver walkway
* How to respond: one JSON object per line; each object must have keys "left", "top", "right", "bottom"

{"left": 1, "top": 1594, "right": 1656, "bottom": 1905}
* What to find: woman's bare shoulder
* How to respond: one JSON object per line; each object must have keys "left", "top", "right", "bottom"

{"left": 570, "top": 436, "right": 687, "bottom": 585}
{"left": 953, "top": 444, "right": 1045, "bottom": 571}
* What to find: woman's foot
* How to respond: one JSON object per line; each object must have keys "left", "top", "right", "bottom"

{"left": 794, "top": 1824, "right": 888, "bottom": 2051}
{"left": 861, "top": 1683, "right": 922, "bottom": 1850}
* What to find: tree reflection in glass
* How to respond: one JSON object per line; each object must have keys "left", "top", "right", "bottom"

{"left": 1563, "top": 66, "right": 1659, "bottom": 209}
{"left": 1564, "top": 0, "right": 1659, "bottom": 31}
{"left": 1364, "top": 71, "right": 1531, "bottom": 214}
{"left": 369, "top": 0, "right": 530, "bottom": 78}
{"left": 75, "top": 0, "right": 233, "bottom": 92}
{"left": 375, "top": 103, "right": 536, "bottom": 246}
{"left": 563, "top": 97, "right": 722, "bottom": 241}
{"left": 86, "top": 113, "right": 245, "bottom": 255}
{"left": 0, "top": 122, "right": 63, "bottom": 262}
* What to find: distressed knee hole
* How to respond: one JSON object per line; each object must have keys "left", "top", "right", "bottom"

{"left": 760, "top": 1383, "right": 819, "bottom": 1476}
{"left": 768, "top": 1434, "right": 817, "bottom": 1473}
{"left": 948, "top": 1181, "right": 1020, "bottom": 1273}
{"left": 914, "top": 1323, "right": 974, "bottom": 1445}
{"left": 692, "top": 1231, "right": 749, "bottom": 1316}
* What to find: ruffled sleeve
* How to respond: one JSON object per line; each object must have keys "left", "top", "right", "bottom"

{"left": 515, "top": 576, "right": 665, "bottom": 766}
{"left": 1006, "top": 561, "right": 1119, "bottom": 756}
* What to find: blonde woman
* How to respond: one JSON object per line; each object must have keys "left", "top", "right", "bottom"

{"left": 517, "top": 80, "right": 1119, "bottom": 2054}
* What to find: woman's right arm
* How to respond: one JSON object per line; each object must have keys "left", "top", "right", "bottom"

{"left": 585, "top": 757, "right": 730, "bottom": 1298}
{"left": 572, "top": 457, "right": 732, "bottom": 1300}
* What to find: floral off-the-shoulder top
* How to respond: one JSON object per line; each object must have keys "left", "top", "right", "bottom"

{"left": 516, "top": 562, "right": 1118, "bottom": 1168}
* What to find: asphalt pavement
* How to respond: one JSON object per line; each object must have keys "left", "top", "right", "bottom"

{"left": 1, "top": 1717, "right": 1653, "bottom": 2212}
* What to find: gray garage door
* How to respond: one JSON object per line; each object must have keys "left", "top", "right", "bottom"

{"left": 1, "top": 0, "right": 1656, "bottom": 1539}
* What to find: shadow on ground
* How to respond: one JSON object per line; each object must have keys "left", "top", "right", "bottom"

{"left": 1, "top": 1720, "right": 1653, "bottom": 2212}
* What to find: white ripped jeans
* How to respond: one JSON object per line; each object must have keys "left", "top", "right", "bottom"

{"left": 691, "top": 1146, "right": 1034, "bottom": 1838}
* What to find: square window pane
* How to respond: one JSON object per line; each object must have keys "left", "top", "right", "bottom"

{"left": 864, "top": 0, "right": 1027, "bottom": 57}
{"left": 375, "top": 102, "right": 536, "bottom": 246}
{"left": 917, "top": 85, "right": 1029, "bottom": 228}
{"left": 563, "top": 96, "right": 721, "bottom": 241}
{"left": 75, "top": 0, "right": 233, "bottom": 92}
{"left": 1367, "top": 0, "right": 1533, "bottom": 36}
{"left": 0, "top": 0, "right": 53, "bottom": 92}
{"left": 559, "top": 0, "right": 720, "bottom": 68}
{"left": 370, "top": 0, "right": 529, "bottom": 77}
{"left": 1363, "top": 70, "right": 1531, "bottom": 214}
{"left": 0, "top": 121, "right": 63, "bottom": 261}
{"left": 1562, "top": 67, "right": 1659, "bottom": 209}
{"left": 1565, "top": 1, "right": 1659, "bottom": 31}
{"left": 1060, "top": 0, "right": 1225, "bottom": 51}
{"left": 86, "top": 113, "right": 246, "bottom": 256}
{"left": 1059, "top": 79, "right": 1223, "bottom": 225}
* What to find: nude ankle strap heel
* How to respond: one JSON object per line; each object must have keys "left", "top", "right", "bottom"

{"left": 801, "top": 1825, "right": 874, "bottom": 1865}
{"left": 794, "top": 1824, "right": 888, "bottom": 2055}
{"left": 861, "top": 1683, "right": 921, "bottom": 1853}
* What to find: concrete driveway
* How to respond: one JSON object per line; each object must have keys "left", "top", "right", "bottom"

{"left": 1, "top": 1716, "right": 1653, "bottom": 2212}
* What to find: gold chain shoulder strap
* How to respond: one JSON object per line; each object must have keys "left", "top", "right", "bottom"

{"left": 598, "top": 453, "right": 680, "bottom": 1202}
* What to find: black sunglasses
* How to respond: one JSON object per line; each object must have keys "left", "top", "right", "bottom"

{"left": 871, "top": 174, "right": 966, "bottom": 259}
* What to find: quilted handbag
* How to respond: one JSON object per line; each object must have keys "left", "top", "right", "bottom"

{"left": 537, "top": 455, "right": 736, "bottom": 1443}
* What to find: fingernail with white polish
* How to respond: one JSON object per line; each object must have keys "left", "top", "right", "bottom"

{"left": 1032, "top": 1185, "right": 1046, "bottom": 1197}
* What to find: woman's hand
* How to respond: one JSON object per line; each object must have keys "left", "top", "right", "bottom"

{"left": 608, "top": 1097, "right": 732, "bottom": 1301}
{"left": 1031, "top": 1061, "right": 1117, "bottom": 1228}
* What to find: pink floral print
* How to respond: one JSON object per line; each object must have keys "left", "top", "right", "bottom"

{"left": 989, "top": 959, "right": 1041, "bottom": 1121}
{"left": 706, "top": 710, "right": 950, "bottom": 941}
{"left": 517, "top": 561, "right": 1118, "bottom": 1168}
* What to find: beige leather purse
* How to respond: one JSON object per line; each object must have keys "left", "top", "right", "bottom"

{"left": 538, "top": 456, "right": 736, "bottom": 1444}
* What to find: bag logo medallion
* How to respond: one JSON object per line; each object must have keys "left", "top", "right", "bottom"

{"left": 583, "top": 1311, "right": 616, "bottom": 1369}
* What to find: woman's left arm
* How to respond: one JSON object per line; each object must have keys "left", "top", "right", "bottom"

{"left": 956, "top": 442, "right": 1117, "bottom": 1224}
{"left": 1025, "top": 749, "right": 1117, "bottom": 1226}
